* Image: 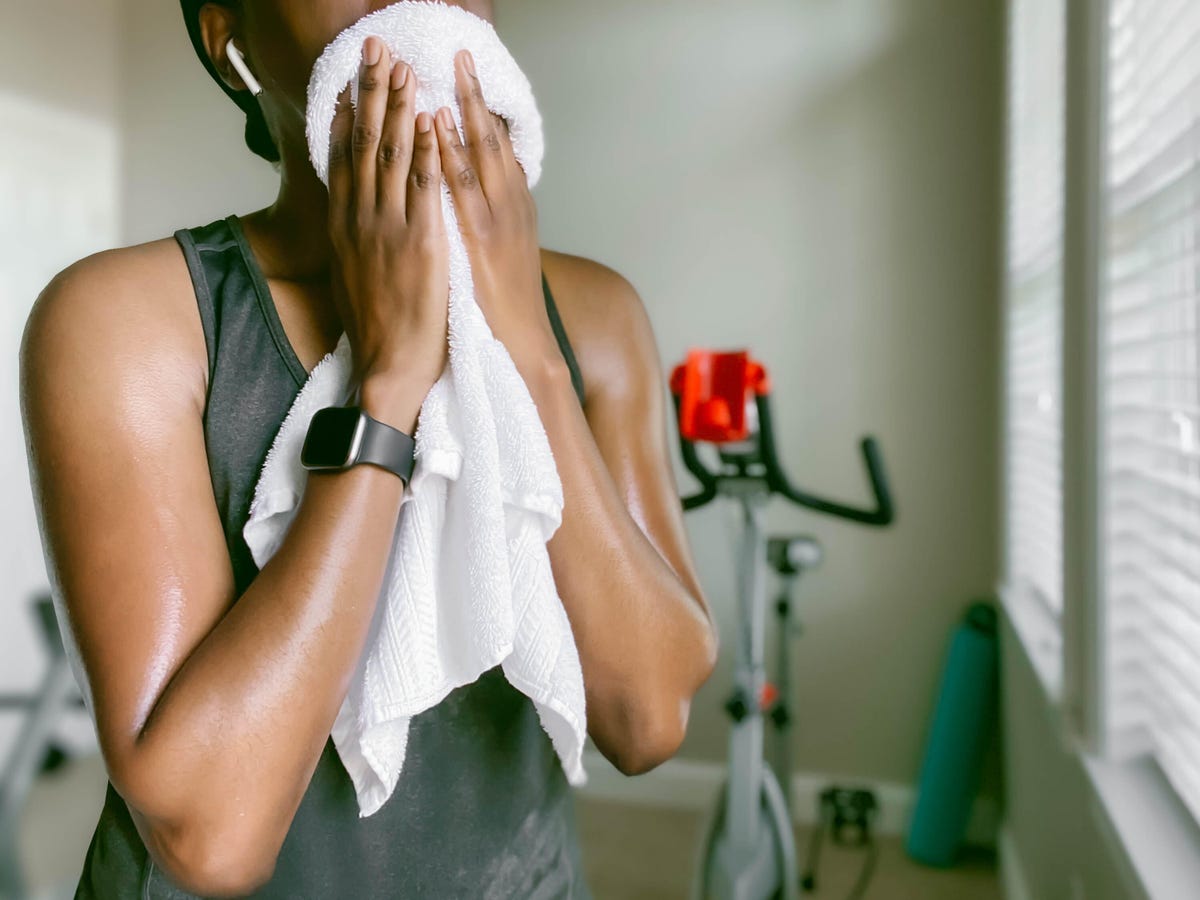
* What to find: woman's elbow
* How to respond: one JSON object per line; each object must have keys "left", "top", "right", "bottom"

{"left": 113, "top": 764, "right": 280, "bottom": 896}
{"left": 611, "top": 622, "right": 719, "bottom": 776}
{"left": 145, "top": 819, "right": 279, "bottom": 897}
{"left": 610, "top": 692, "right": 692, "bottom": 776}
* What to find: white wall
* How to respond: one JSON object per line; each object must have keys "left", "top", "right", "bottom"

{"left": 0, "top": 2, "right": 121, "bottom": 123}
{"left": 1, "top": 0, "right": 122, "bottom": 759}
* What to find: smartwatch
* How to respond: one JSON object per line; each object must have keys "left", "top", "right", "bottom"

{"left": 300, "top": 405, "right": 416, "bottom": 485}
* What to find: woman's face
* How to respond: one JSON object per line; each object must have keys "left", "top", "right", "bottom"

{"left": 212, "top": 0, "right": 495, "bottom": 161}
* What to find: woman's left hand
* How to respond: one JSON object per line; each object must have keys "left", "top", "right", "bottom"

{"left": 433, "top": 49, "right": 558, "bottom": 368}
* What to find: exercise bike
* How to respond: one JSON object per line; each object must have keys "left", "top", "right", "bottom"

{"left": 669, "top": 350, "right": 894, "bottom": 900}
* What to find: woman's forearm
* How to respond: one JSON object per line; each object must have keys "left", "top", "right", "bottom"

{"left": 517, "top": 347, "right": 718, "bottom": 775}
{"left": 118, "top": 373, "right": 424, "bottom": 895}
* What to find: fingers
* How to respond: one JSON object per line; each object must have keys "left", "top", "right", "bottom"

{"left": 352, "top": 36, "right": 391, "bottom": 212}
{"left": 327, "top": 84, "right": 354, "bottom": 232}
{"left": 407, "top": 112, "right": 445, "bottom": 232}
{"left": 489, "top": 111, "right": 519, "bottom": 177}
{"left": 451, "top": 49, "right": 506, "bottom": 202}
{"left": 376, "top": 59, "right": 416, "bottom": 215}
{"left": 433, "top": 101, "right": 491, "bottom": 228}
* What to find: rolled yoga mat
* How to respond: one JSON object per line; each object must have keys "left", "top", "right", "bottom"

{"left": 905, "top": 600, "right": 999, "bottom": 866}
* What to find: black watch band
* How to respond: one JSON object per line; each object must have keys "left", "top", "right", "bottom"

{"left": 357, "top": 410, "right": 416, "bottom": 483}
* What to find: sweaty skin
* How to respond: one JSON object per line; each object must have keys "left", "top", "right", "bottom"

{"left": 19, "top": 1, "right": 718, "bottom": 896}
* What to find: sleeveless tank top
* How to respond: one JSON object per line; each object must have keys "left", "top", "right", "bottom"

{"left": 71, "top": 214, "right": 592, "bottom": 900}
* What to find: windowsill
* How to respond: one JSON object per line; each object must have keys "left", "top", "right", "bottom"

{"left": 998, "top": 589, "right": 1200, "bottom": 900}
{"left": 1082, "top": 756, "right": 1200, "bottom": 900}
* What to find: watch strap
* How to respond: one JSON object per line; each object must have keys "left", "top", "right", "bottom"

{"left": 357, "top": 411, "right": 416, "bottom": 485}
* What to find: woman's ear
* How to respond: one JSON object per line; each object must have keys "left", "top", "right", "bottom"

{"left": 196, "top": 3, "right": 254, "bottom": 94}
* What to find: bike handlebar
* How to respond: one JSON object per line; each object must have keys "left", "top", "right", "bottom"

{"left": 671, "top": 389, "right": 895, "bottom": 527}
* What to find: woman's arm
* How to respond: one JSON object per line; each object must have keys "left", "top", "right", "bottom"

{"left": 19, "top": 246, "right": 424, "bottom": 898}
{"left": 21, "top": 47, "right": 448, "bottom": 898}
{"left": 526, "top": 259, "right": 720, "bottom": 775}
{"left": 430, "top": 49, "right": 720, "bottom": 775}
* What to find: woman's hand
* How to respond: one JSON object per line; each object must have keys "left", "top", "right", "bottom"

{"left": 328, "top": 36, "right": 450, "bottom": 396}
{"left": 432, "top": 48, "right": 560, "bottom": 367}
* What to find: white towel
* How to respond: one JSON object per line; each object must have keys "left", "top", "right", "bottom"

{"left": 242, "top": 0, "right": 587, "bottom": 819}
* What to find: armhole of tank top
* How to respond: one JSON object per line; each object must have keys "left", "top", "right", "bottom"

{"left": 139, "top": 854, "right": 156, "bottom": 900}
{"left": 172, "top": 227, "right": 218, "bottom": 412}
{"left": 541, "top": 271, "right": 585, "bottom": 407}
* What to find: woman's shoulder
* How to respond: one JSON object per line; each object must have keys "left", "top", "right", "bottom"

{"left": 21, "top": 234, "right": 209, "bottom": 418}
{"left": 538, "top": 247, "right": 660, "bottom": 394}
{"left": 539, "top": 247, "right": 645, "bottom": 324}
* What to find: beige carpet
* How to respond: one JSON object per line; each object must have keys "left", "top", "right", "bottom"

{"left": 574, "top": 796, "right": 1001, "bottom": 900}
{"left": 17, "top": 754, "right": 1000, "bottom": 900}
{"left": 16, "top": 752, "right": 107, "bottom": 900}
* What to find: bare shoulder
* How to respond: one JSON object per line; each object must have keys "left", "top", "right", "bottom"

{"left": 20, "top": 235, "right": 208, "bottom": 419}
{"left": 539, "top": 248, "right": 662, "bottom": 401}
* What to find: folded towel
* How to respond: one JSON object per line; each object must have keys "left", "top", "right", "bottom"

{"left": 242, "top": 0, "right": 587, "bottom": 819}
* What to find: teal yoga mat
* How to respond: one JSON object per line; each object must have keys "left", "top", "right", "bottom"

{"left": 905, "top": 600, "right": 999, "bottom": 866}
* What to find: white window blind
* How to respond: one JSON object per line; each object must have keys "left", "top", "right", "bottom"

{"left": 1003, "top": 0, "right": 1067, "bottom": 681}
{"left": 1103, "top": 0, "right": 1200, "bottom": 826}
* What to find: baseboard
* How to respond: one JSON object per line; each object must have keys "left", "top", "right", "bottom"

{"left": 577, "top": 751, "right": 999, "bottom": 847}
{"left": 997, "top": 822, "right": 1033, "bottom": 900}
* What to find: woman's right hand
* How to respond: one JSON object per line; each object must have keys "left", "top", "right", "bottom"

{"left": 327, "top": 35, "right": 449, "bottom": 401}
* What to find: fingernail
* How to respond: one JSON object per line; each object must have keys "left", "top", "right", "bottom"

{"left": 462, "top": 49, "right": 476, "bottom": 75}
{"left": 363, "top": 36, "right": 381, "bottom": 66}
{"left": 437, "top": 107, "right": 454, "bottom": 130}
{"left": 416, "top": 111, "right": 432, "bottom": 133}
{"left": 391, "top": 61, "right": 408, "bottom": 89}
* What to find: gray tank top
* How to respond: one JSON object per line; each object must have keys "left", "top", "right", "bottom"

{"left": 72, "top": 214, "right": 592, "bottom": 899}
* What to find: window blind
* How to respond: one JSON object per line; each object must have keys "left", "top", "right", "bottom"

{"left": 1004, "top": 0, "right": 1068, "bottom": 670}
{"left": 1103, "top": 0, "right": 1200, "bottom": 826}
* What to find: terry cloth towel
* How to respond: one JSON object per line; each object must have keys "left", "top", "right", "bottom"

{"left": 242, "top": 0, "right": 587, "bottom": 818}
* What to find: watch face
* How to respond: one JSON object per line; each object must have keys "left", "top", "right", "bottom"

{"left": 301, "top": 406, "right": 365, "bottom": 469}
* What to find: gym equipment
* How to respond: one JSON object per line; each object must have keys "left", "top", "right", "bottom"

{"left": 768, "top": 540, "right": 883, "bottom": 897}
{"left": 905, "top": 601, "right": 998, "bottom": 866}
{"left": 670, "top": 349, "right": 894, "bottom": 900}
{"left": 0, "top": 593, "right": 87, "bottom": 900}
{"left": 771, "top": 541, "right": 881, "bottom": 899}
{"left": 799, "top": 786, "right": 879, "bottom": 897}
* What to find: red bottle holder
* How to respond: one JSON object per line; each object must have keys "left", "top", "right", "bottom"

{"left": 670, "top": 349, "right": 771, "bottom": 444}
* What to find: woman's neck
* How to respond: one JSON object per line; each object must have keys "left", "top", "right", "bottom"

{"left": 244, "top": 139, "right": 337, "bottom": 285}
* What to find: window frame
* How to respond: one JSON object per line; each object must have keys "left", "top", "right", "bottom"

{"left": 999, "top": 0, "right": 1070, "bottom": 709}
{"left": 1003, "top": 0, "right": 1200, "bottom": 895}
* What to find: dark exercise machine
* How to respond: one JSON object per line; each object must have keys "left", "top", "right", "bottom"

{"left": 670, "top": 350, "right": 894, "bottom": 900}
{"left": 0, "top": 594, "right": 86, "bottom": 900}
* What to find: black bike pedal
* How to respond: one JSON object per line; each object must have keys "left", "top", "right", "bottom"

{"left": 822, "top": 786, "right": 878, "bottom": 848}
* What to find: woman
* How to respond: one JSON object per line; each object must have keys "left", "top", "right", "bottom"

{"left": 19, "top": 1, "right": 718, "bottom": 897}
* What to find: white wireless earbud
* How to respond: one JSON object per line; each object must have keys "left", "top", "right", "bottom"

{"left": 225, "top": 37, "right": 264, "bottom": 97}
